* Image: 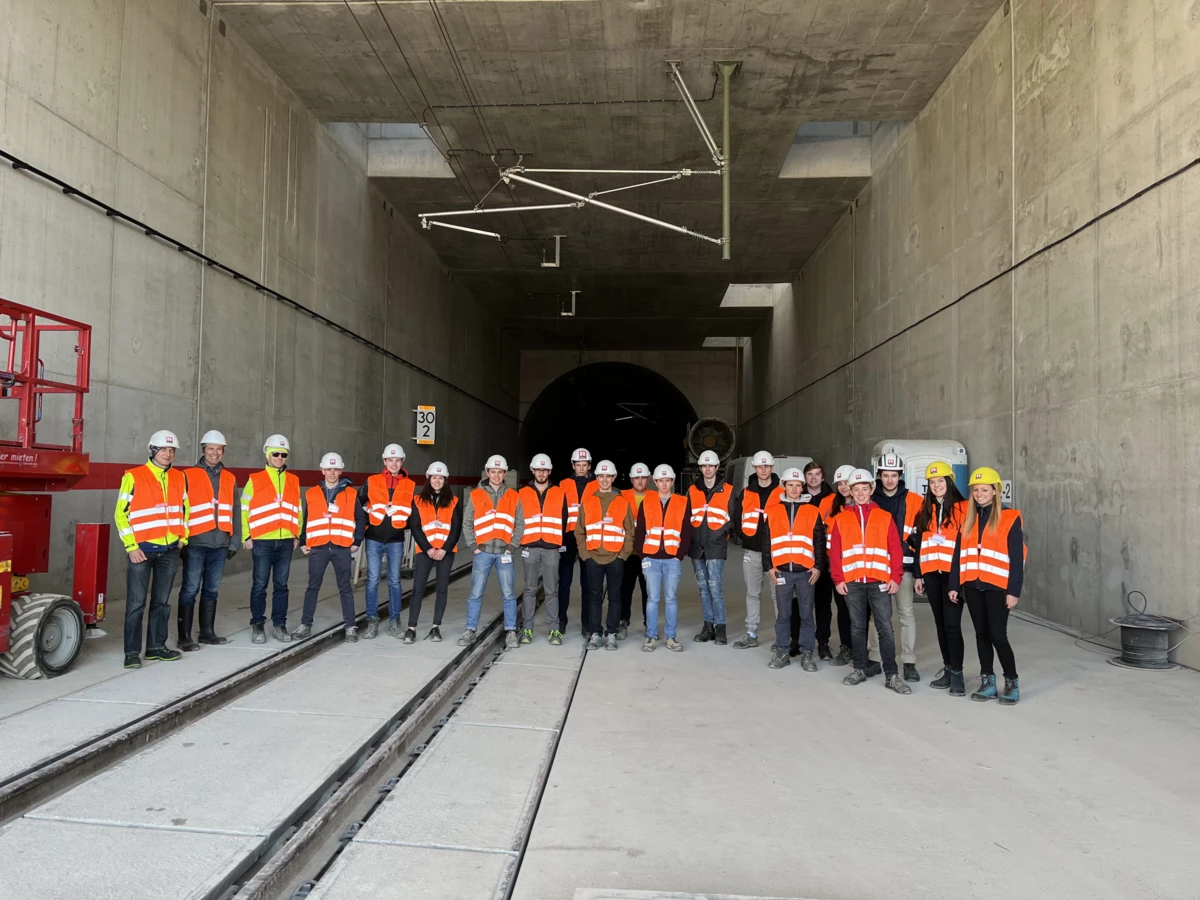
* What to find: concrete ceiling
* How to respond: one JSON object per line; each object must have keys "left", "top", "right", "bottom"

{"left": 217, "top": 0, "right": 1002, "bottom": 350}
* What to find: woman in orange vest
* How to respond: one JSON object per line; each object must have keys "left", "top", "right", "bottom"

{"left": 295, "top": 453, "right": 364, "bottom": 641}
{"left": 633, "top": 464, "right": 693, "bottom": 651}
{"left": 911, "top": 462, "right": 967, "bottom": 695}
{"left": 950, "top": 467, "right": 1024, "bottom": 705}
{"left": 408, "top": 461, "right": 463, "bottom": 644}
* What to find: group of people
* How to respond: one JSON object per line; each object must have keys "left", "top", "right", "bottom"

{"left": 115, "top": 433, "right": 1024, "bottom": 705}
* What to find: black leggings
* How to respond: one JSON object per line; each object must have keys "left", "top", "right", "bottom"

{"left": 409, "top": 550, "right": 455, "bottom": 627}
{"left": 964, "top": 585, "right": 1017, "bottom": 678}
{"left": 924, "top": 571, "right": 965, "bottom": 670}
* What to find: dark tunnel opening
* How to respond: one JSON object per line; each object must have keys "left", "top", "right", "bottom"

{"left": 520, "top": 363, "right": 699, "bottom": 489}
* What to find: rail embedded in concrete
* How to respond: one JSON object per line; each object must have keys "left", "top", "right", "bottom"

{"left": 0, "top": 565, "right": 472, "bottom": 825}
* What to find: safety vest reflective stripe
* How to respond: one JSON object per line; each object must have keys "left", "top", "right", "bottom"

{"left": 247, "top": 471, "right": 302, "bottom": 538}
{"left": 519, "top": 485, "right": 565, "bottom": 546}
{"left": 900, "top": 492, "right": 923, "bottom": 561}
{"left": 642, "top": 494, "right": 687, "bottom": 555}
{"left": 688, "top": 484, "right": 732, "bottom": 530}
{"left": 367, "top": 475, "right": 414, "bottom": 527}
{"left": 766, "top": 504, "right": 818, "bottom": 568}
{"left": 471, "top": 488, "right": 519, "bottom": 544}
{"left": 559, "top": 479, "right": 597, "bottom": 529}
{"left": 414, "top": 496, "right": 458, "bottom": 553}
{"left": 305, "top": 486, "right": 357, "bottom": 547}
{"left": 834, "top": 506, "right": 894, "bottom": 582}
{"left": 185, "top": 468, "right": 236, "bottom": 535}
{"left": 582, "top": 494, "right": 629, "bottom": 552}
{"left": 957, "top": 508, "right": 1021, "bottom": 590}
{"left": 738, "top": 485, "right": 783, "bottom": 536}
{"left": 124, "top": 464, "right": 187, "bottom": 543}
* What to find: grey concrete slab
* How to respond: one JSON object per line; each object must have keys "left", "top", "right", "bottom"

{"left": 575, "top": 894, "right": 810, "bottom": 900}
{"left": 0, "top": 817, "right": 259, "bottom": 900}
{"left": 0, "top": 699, "right": 153, "bottom": 783}
{"left": 457, "top": 653, "right": 580, "bottom": 730}
{"left": 64, "top": 646, "right": 278, "bottom": 707}
{"left": 309, "top": 842, "right": 514, "bottom": 900}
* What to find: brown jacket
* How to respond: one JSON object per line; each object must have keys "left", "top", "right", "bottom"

{"left": 575, "top": 489, "right": 635, "bottom": 564}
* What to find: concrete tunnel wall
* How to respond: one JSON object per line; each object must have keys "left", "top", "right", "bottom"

{"left": 740, "top": 0, "right": 1200, "bottom": 667}
{"left": 0, "top": 0, "right": 520, "bottom": 595}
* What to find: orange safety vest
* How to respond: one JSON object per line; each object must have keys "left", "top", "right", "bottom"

{"left": 366, "top": 473, "right": 415, "bottom": 528}
{"left": 304, "top": 485, "right": 357, "bottom": 548}
{"left": 738, "top": 484, "right": 785, "bottom": 536}
{"left": 918, "top": 500, "right": 966, "bottom": 575}
{"left": 470, "top": 487, "right": 519, "bottom": 544}
{"left": 559, "top": 477, "right": 599, "bottom": 530}
{"left": 246, "top": 470, "right": 302, "bottom": 538}
{"left": 582, "top": 493, "right": 630, "bottom": 552}
{"left": 123, "top": 464, "right": 187, "bottom": 544}
{"left": 689, "top": 483, "right": 733, "bottom": 530}
{"left": 818, "top": 493, "right": 837, "bottom": 550}
{"left": 185, "top": 467, "right": 236, "bottom": 536}
{"left": 519, "top": 484, "right": 565, "bottom": 546}
{"left": 898, "top": 491, "right": 923, "bottom": 564}
{"left": 833, "top": 506, "right": 895, "bottom": 583}
{"left": 641, "top": 494, "right": 688, "bottom": 556}
{"left": 766, "top": 502, "right": 819, "bottom": 569}
{"left": 413, "top": 495, "right": 459, "bottom": 553}
{"left": 959, "top": 508, "right": 1023, "bottom": 591}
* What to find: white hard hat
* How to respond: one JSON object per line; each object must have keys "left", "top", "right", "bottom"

{"left": 571, "top": 447, "right": 592, "bottom": 463}
{"left": 697, "top": 450, "right": 720, "bottom": 466}
{"left": 594, "top": 459, "right": 617, "bottom": 476}
{"left": 833, "top": 464, "right": 856, "bottom": 484}
{"left": 382, "top": 443, "right": 406, "bottom": 460}
{"left": 485, "top": 454, "right": 508, "bottom": 471}
{"left": 875, "top": 452, "right": 904, "bottom": 473}
{"left": 629, "top": 462, "right": 651, "bottom": 478}
{"left": 263, "top": 434, "right": 290, "bottom": 453}
{"left": 530, "top": 453, "right": 553, "bottom": 471}
{"left": 653, "top": 464, "right": 676, "bottom": 481}
{"left": 751, "top": 450, "right": 773, "bottom": 467}
{"left": 148, "top": 430, "right": 180, "bottom": 452}
{"left": 781, "top": 467, "right": 805, "bottom": 484}
{"left": 426, "top": 461, "right": 449, "bottom": 477}
{"left": 848, "top": 468, "right": 875, "bottom": 488}
{"left": 200, "top": 430, "right": 226, "bottom": 447}
{"left": 321, "top": 452, "right": 344, "bottom": 469}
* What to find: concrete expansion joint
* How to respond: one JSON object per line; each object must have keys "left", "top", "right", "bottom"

{"left": 353, "top": 836, "right": 519, "bottom": 857}
{"left": 223, "top": 705, "right": 387, "bottom": 721}
{"left": 448, "top": 720, "right": 561, "bottom": 734}
{"left": 56, "top": 697, "right": 160, "bottom": 707}
{"left": 23, "top": 812, "right": 265, "bottom": 839}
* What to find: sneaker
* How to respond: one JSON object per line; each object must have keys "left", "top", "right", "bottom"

{"left": 505, "top": 630, "right": 519, "bottom": 650}
{"left": 830, "top": 645, "right": 853, "bottom": 666}
{"left": 520, "top": 629, "right": 533, "bottom": 645}
{"left": 291, "top": 623, "right": 312, "bottom": 640}
{"left": 387, "top": 619, "right": 403, "bottom": 638}
{"left": 998, "top": 676, "right": 1021, "bottom": 706}
{"left": 643, "top": 637, "right": 657, "bottom": 652}
{"left": 617, "top": 621, "right": 629, "bottom": 641}
{"left": 666, "top": 637, "right": 683, "bottom": 652}
{"left": 344, "top": 626, "right": 358, "bottom": 644}
{"left": 427, "top": 625, "right": 443, "bottom": 642}
{"left": 272, "top": 625, "right": 292, "bottom": 643}
{"left": 145, "top": 647, "right": 182, "bottom": 662}
{"left": 885, "top": 674, "right": 913, "bottom": 695}
{"left": 403, "top": 628, "right": 416, "bottom": 644}
{"left": 363, "top": 618, "right": 380, "bottom": 640}
{"left": 123, "top": 653, "right": 142, "bottom": 669}
{"left": 818, "top": 643, "right": 832, "bottom": 660}
{"left": 768, "top": 648, "right": 790, "bottom": 669}
{"left": 863, "top": 659, "right": 883, "bottom": 678}
{"left": 586, "top": 633, "right": 603, "bottom": 650}
{"left": 733, "top": 633, "right": 759, "bottom": 649}
{"left": 843, "top": 668, "right": 868, "bottom": 686}
{"left": 457, "top": 629, "right": 476, "bottom": 647}
{"left": 251, "top": 623, "right": 266, "bottom": 644}
{"left": 605, "top": 633, "right": 618, "bottom": 651}
{"left": 799, "top": 651, "right": 818, "bottom": 672}
{"left": 548, "top": 630, "right": 562, "bottom": 646}
{"left": 903, "top": 663, "right": 921, "bottom": 683}
{"left": 930, "top": 667, "right": 952, "bottom": 690}
{"left": 949, "top": 669, "right": 966, "bottom": 696}
{"left": 971, "top": 673, "right": 998, "bottom": 701}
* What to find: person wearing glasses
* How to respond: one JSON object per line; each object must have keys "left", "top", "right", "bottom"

{"left": 241, "top": 433, "right": 303, "bottom": 643}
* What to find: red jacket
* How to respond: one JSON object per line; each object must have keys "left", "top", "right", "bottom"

{"left": 829, "top": 501, "right": 904, "bottom": 585}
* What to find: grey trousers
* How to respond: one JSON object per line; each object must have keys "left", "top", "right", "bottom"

{"left": 741, "top": 549, "right": 765, "bottom": 634}
{"left": 521, "top": 546, "right": 561, "bottom": 629}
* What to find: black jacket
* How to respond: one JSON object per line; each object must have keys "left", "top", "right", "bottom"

{"left": 357, "top": 469, "right": 411, "bottom": 544}
{"left": 687, "top": 474, "right": 732, "bottom": 561}
{"left": 760, "top": 499, "right": 828, "bottom": 574}
{"left": 729, "top": 473, "right": 780, "bottom": 553}
{"left": 409, "top": 489, "right": 464, "bottom": 554}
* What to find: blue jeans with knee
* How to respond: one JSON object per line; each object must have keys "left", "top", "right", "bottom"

{"left": 250, "top": 538, "right": 293, "bottom": 627}
{"left": 178, "top": 545, "right": 228, "bottom": 607}
{"left": 365, "top": 539, "right": 404, "bottom": 620}
{"left": 692, "top": 557, "right": 726, "bottom": 625}
{"left": 643, "top": 557, "right": 681, "bottom": 640}
{"left": 466, "top": 550, "right": 517, "bottom": 631}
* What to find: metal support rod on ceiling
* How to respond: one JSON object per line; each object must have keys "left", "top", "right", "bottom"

{"left": 501, "top": 169, "right": 723, "bottom": 245}
{"left": 421, "top": 202, "right": 581, "bottom": 220}
{"left": 589, "top": 175, "right": 682, "bottom": 198}
{"left": 521, "top": 167, "right": 720, "bottom": 176}
{"left": 668, "top": 62, "right": 723, "bottom": 168}
{"left": 422, "top": 219, "right": 502, "bottom": 241}
{"left": 715, "top": 60, "right": 741, "bottom": 262}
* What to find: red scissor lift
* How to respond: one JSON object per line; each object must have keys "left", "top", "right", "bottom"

{"left": 0, "top": 298, "right": 108, "bottom": 678}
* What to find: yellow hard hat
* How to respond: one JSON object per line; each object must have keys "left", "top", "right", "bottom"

{"left": 925, "top": 461, "right": 954, "bottom": 481}
{"left": 969, "top": 466, "right": 1002, "bottom": 486}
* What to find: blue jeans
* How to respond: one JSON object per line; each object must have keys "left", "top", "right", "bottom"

{"left": 643, "top": 557, "right": 681, "bottom": 639}
{"left": 365, "top": 539, "right": 404, "bottom": 620}
{"left": 178, "top": 545, "right": 228, "bottom": 607}
{"left": 250, "top": 538, "right": 293, "bottom": 627}
{"left": 466, "top": 550, "right": 517, "bottom": 631}
{"left": 692, "top": 557, "right": 726, "bottom": 625}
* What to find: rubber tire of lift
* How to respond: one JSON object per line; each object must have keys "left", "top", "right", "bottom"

{"left": 0, "top": 593, "right": 85, "bottom": 679}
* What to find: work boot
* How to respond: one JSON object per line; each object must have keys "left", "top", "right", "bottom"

{"left": 818, "top": 643, "right": 832, "bottom": 661}
{"left": 885, "top": 674, "right": 913, "bottom": 695}
{"left": 548, "top": 630, "right": 562, "bottom": 646}
{"left": 971, "top": 674, "right": 998, "bottom": 701}
{"left": 903, "top": 663, "right": 920, "bottom": 683}
{"left": 643, "top": 637, "right": 657, "bottom": 652}
{"left": 768, "top": 648, "right": 791, "bottom": 669}
{"left": 948, "top": 669, "right": 966, "bottom": 697}
{"left": 176, "top": 605, "right": 200, "bottom": 652}
{"left": 387, "top": 618, "right": 403, "bottom": 638}
{"left": 291, "top": 623, "right": 312, "bottom": 640}
{"left": 457, "top": 629, "right": 476, "bottom": 647}
{"left": 843, "top": 668, "right": 867, "bottom": 686}
{"left": 714, "top": 624, "right": 728, "bottom": 645}
{"left": 272, "top": 625, "right": 292, "bottom": 643}
{"left": 863, "top": 659, "right": 883, "bottom": 678}
{"left": 605, "top": 633, "right": 618, "bottom": 651}
{"left": 693, "top": 621, "right": 715, "bottom": 642}
{"left": 251, "top": 623, "right": 266, "bottom": 644}
{"left": 617, "top": 621, "right": 629, "bottom": 641}
{"left": 586, "top": 633, "right": 603, "bottom": 650}
{"left": 799, "top": 651, "right": 818, "bottom": 673}
{"left": 363, "top": 617, "right": 380, "bottom": 640}
{"left": 403, "top": 627, "right": 416, "bottom": 644}
{"left": 145, "top": 647, "right": 182, "bottom": 662}
{"left": 930, "top": 667, "right": 952, "bottom": 690}
{"left": 998, "top": 677, "right": 1021, "bottom": 706}
{"left": 123, "top": 653, "right": 142, "bottom": 669}
{"left": 732, "top": 633, "right": 759, "bottom": 649}
{"left": 505, "top": 630, "right": 519, "bottom": 650}
{"left": 666, "top": 637, "right": 683, "bottom": 652}
{"left": 344, "top": 626, "right": 358, "bottom": 644}
{"left": 197, "top": 599, "right": 230, "bottom": 645}
{"left": 520, "top": 629, "right": 533, "bottom": 645}
{"left": 830, "top": 645, "right": 853, "bottom": 667}
{"left": 427, "top": 625, "right": 443, "bottom": 642}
